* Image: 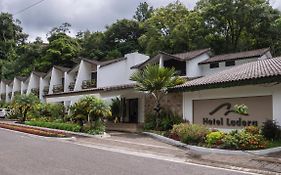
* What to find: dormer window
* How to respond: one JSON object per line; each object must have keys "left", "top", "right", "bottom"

{"left": 225, "top": 60, "right": 235, "bottom": 67}
{"left": 210, "top": 62, "right": 219, "bottom": 69}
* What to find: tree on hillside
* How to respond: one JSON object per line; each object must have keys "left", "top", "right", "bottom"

{"left": 77, "top": 31, "right": 107, "bottom": 59}
{"left": 133, "top": 2, "right": 154, "bottom": 22}
{"left": 0, "top": 13, "right": 28, "bottom": 78}
{"left": 130, "top": 65, "right": 185, "bottom": 129}
{"left": 138, "top": 2, "right": 191, "bottom": 55}
{"left": 196, "top": 0, "right": 281, "bottom": 54}
{"left": 104, "top": 19, "right": 144, "bottom": 57}
{"left": 39, "top": 23, "right": 80, "bottom": 71}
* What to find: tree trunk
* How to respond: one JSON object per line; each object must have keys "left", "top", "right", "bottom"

{"left": 154, "top": 101, "right": 161, "bottom": 130}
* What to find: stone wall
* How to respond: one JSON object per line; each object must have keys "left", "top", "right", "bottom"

{"left": 144, "top": 92, "right": 183, "bottom": 119}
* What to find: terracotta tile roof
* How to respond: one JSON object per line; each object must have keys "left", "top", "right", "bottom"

{"left": 131, "top": 48, "right": 210, "bottom": 69}
{"left": 172, "top": 57, "right": 281, "bottom": 92}
{"left": 199, "top": 48, "right": 270, "bottom": 64}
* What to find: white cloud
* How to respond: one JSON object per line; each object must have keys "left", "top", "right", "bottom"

{"left": 0, "top": 0, "right": 279, "bottom": 42}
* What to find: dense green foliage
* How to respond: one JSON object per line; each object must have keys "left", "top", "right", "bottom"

{"left": 261, "top": 120, "right": 281, "bottom": 140}
{"left": 130, "top": 65, "right": 185, "bottom": 129}
{"left": 1, "top": 1, "right": 281, "bottom": 79}
{"left": 10, "top": 94, "right": 39, "bottom": 122}
{"left": 69, "top": 96, "right": 111, "bottom": 134}
{"left": 170, "top": 124, "right": 269, "bottom": 150}
{"left": 144, "top": 110, "right": 183, "bottom": 131}
{"left": 25, "top": 120, "right": 81, "bottom": 132}
{"left": 171, "top": 123, "right": 210, "bottom": 145}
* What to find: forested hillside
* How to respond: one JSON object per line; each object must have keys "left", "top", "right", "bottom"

{"left": 0, "top": 0, "right": 281, "bottom": 79}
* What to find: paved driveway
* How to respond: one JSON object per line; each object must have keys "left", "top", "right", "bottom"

{"left": 0, "top": 128, "right": 256, "bottom": 175}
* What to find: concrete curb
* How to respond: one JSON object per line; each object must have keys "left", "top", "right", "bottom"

{"left": 0, "top": 121, "right": 110, "bottom": 139}
{"left": 143, "top": 132, "right": 281, "bottom": 156}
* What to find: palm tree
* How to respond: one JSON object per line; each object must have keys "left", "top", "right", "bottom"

{"left": 130, "top": 65, "right": 185, "bottom": 129}
{"left": 11, "top": 94, "right": 39, "bottom": 123}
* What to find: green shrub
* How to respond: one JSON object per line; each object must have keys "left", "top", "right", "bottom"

{"left": 171, "top": 123, "right": 209, "bottom": 145}
{"left": 206, "top": 131, "right": 224, "bottom": 147}
{"left": 83, "top": 119, "right": 105, "bottom": 135}
{"left": 222, "top": 129, "right": 267, "bottom": 150}
{"left": 261, "top": 120, "right": 281, "bottom": 140}
{"left": 25, "top": 121, "right": 81, "bottom": 132}
{"left": 110, "top": 97, "right": 121, "bottom": 122}
{"left": 31, "top": 103, "right": 65, "bottom": 121}
{"left": 144, "top": 110, "right": 183, "bottom": 131}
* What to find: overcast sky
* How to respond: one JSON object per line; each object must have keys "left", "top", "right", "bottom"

{"left": 1, "top": 0, "right": 281, "bottom": 42}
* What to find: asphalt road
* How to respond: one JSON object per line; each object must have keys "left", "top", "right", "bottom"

{"left": 0, "top": 128, "right": 257, "bottom": 175}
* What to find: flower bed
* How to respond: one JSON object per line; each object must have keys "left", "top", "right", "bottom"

{"left": 0, "top": 123, "right": 67, "bottom": 137}
{"left": 154, "top": 123, "right": 281, "bottom": 150}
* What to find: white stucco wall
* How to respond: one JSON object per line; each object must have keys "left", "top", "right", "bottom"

{"left": 27, "top": 73, "right": 40, "bottom": 94}
{"left": 186, "top": 53, "right": 210, "bottom": 77}
{"left": 0, "top": 82, "right": 6, "bottom": 101}
{"left": 5, "top": 85, "right": 12, "bottom": 102}
{"left": 21, "top": 81, "right": 28, "bottom": 94}
{"left": 200, "top": 58, "right": 260, "bottom": 76}
{"left": 183, "top": 84, "right": 281, "bottom": 125}
{"left": 74, "top": 60, "right": 96, "bottom": 91}
{"left": 0, "top": 82, "right": 6, "bottom": 94}
{"left": 49, "top": 68, "right": 64, "bottom": 94}
{"left": 11, "top": 78, "right": 21, "bottom": 99}
{"left": 39, "top": 77, "right": 49, "bottom": 102}
{"left": 97, "top": 52, "right": 149, "bottom": 88}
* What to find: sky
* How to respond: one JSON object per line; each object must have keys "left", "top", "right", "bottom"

{"left": 0, "top": 0, "right": 281, "bottom": 42}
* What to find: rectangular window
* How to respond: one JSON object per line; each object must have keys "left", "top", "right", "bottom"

{"left": 91, "top": 72, "right": 97, "bottom": 81}
{"left": 225, "top": 60, "right": 235, "bottom": 67}
{"left": 210, "top": 62, "right": 219, "bottom": 69}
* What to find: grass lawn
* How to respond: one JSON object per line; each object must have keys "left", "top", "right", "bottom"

{"left": 268, "top": 140, "right": 281, "bottom": 148}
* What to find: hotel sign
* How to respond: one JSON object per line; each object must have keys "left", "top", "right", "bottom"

{"left": 193, "top": 96, "right": 273, "bottom": 129}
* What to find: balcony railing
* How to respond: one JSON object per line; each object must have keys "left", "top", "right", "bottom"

{"left": 68, "top": 82, "right": 75, "bottom": 91}
{"left": 1, "top": 93, "right": 5, "bottom": 100}
{"left": 43, "top": 86, "right": 49, "bottom": 95}
{"left": 53, "top": 84, "right": 64, "bottom": 93}
{"left": 81, "top": 80, "right": 96, "bottom": 89}
{"left": 31, "top": 88, "right": 39, "bottom": 96}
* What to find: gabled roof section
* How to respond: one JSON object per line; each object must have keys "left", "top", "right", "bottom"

{"left": 131, "top": 48, "right": 210, "bottom": 69}
{"left": 81, "top": 58, "right": 101, "bottom": 65}
{"left": 16, "top": 76, "right": 28, "bottom": 81}
{"left": 199, "top": 48, "right": 270, "bottom": 65}
{"left": 54, "top": 65, "right": 71, "bottom": 72}
{"left": 32, "top": 71, "right": 46, "bottom": 77}
{"left": 1, "top": 79, "right": 12, "bottom": 85}
{"left": 172, "top": 57, "right": 281, "bottom": 92}
{"left": 99, "top": 57, "right": 126, "bottom": 68}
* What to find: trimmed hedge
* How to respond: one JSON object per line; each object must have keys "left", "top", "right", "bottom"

{"left": 25, "top": 121, "right": 81, "bottom": 132}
